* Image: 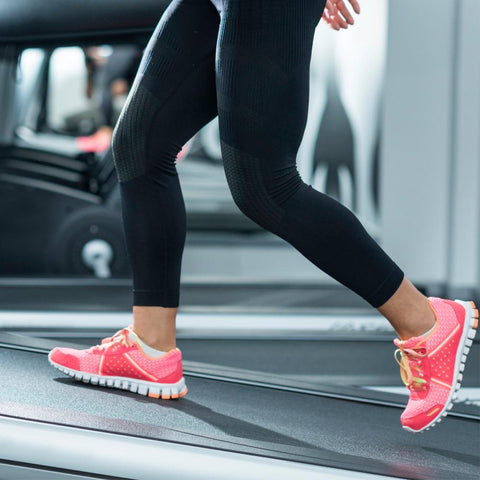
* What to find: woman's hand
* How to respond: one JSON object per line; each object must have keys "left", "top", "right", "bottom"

{"left": 322, "top": 0, "right": 361, "bottom": 31}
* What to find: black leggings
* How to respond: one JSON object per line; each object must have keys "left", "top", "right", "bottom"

{"left": 112, "top": 0, "right": 404, "bottom": 308}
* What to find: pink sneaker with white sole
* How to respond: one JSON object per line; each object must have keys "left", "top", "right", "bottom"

{"left": 394, "top": 297, "right": 478, "bottom": 432}
{"left": 48, "top": 326, "right": 188, "bottom": 399}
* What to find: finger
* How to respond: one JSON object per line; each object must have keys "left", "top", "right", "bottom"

{"left": 322, "top": 0, "right": 332, "bottom": 20}
{"left": 333, "top": 10, "right": 349, "bottom": 29}
{"left": 323, "top": 11, "right": 340, "bottom": 30}
{"left": 321, "top": 13, "right": 332, "bottom": 25}
{"left": 336, "top": 0, "right": 355, "bottom": 25}
{"left": 323, "top": 2, "right": 335, "bottom": 23}
{"left": 323, "top": 3, "right": 343, "bottom": 31}
{"left": 348, "top": 0, "right": 361, "bottom": 14}
{"left": 330, "top": 3, "right": 349, "bottom": 29}
{"left": 329, "top": 15, "right": 342, "bottom": 30}
{"left": 323, "top": 15, "right": 339, "bottom": 30}
{"left": 324, "top": 0, "right": 335, "bottom": 17}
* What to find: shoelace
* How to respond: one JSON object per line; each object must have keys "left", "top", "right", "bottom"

{"left": 394, "top": 343, "right": 428, "bottom": 391}
{"left": 88, "top": 327, "right": 134, "bottom": 353}
{"left": 101, "top": 324, "right": 134, "bottom": 345}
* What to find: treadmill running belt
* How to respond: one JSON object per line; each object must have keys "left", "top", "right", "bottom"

{"left": 0, "top": 348, "right": 479, "bottom": 480}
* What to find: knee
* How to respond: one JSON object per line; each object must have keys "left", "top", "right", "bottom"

{"left": 111, "top": 109, "right": 128, "bottom": 164}
{"left": 229, "top": 182, "right": 279, "bottom": 231}
{"left": 112, "top": 82, "right": 163, "bottom": 183}
{"left": 223, "top": 146, "right": 302, "bottom": 232}
{"left": 112, "top": 82, "right": 183, "bottom": 183}
{"left": 111, "top": 99, "right": 146, "bottom": 183}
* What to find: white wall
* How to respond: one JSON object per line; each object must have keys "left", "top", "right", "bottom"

{"left": 381, "top": 0, "right": 457, "bottom": 286}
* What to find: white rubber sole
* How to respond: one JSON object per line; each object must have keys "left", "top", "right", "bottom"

{"left": 403, "top": 299, "right": 478, "bottom": 433}
{"left": 48, "top": 353, "right": 188, "bottom": 400}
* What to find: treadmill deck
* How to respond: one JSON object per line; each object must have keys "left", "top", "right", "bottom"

{"left": 1, "top": 343, "right": 479, "bottom": 480}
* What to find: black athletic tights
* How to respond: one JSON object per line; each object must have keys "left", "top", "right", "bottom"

{"left": 112, "top": 0, "right": 404, "bottom": 308}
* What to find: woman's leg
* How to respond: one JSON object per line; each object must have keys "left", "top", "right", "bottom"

{"left": 214, "top": 0, "right": 434, "bottom": 336}
{"left": 112, "top": 0, "right": 220, "bottom": 351}
{"left": 214, "top": 1, "right": 479, "bottom": 433}
{"left": 378, "top": 277, "right": 435, "bottom": 339}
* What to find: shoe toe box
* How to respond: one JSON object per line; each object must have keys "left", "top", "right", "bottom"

{"left": 49, "top": 347, "right": 81, "bottom": 370}
{"left": 401, "top": 403, "right": 445, "bottom": 431}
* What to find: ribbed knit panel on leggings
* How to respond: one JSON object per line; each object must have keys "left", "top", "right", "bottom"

{"left": 112, "top": 0, "right": 404, "bottom": 308}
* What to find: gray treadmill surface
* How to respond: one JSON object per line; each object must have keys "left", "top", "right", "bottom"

{"left": 63, "top": 337, "right": 478, "bottom": 388}
{"left": 1, "top": 346, "right": 479, "bottom": 480}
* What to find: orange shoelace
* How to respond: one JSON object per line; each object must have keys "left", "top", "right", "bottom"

{"left": 394, "top": 343, "right": 428, "bottom": 391}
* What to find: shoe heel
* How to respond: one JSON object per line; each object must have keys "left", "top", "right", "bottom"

{"left": 469, "top": 301, "right": 479, "bottom": 328}
{"left": 146, "top": 379, "right": 188, "bottom": 400}
{"left": 453, "top": 299, "right": 477, "bottom": 375}
{"left": 455, "top": 299, "right": 478, "bottom": 332}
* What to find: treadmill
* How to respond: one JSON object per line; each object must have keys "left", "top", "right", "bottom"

{"left": 0, "top": 280, "right": 479, "bottom": 480}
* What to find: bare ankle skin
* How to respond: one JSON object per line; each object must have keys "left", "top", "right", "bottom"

{"left": 377, "top": 277, "right": 436, "bottom": 340}
{"left": 132, "top": 306, "right": 177, "bottom": 352}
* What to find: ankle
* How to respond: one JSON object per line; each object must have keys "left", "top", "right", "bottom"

{"left": 132, "top": 306, "right": 177, "bottom": 352}
{"left": 141, "top": 339, "right": 177, "bottom": 352}
{"left": 388, "top": 297, "right": 436, "bottom": 340}
{"left": 132, "top": 329, "right": 176, "bottom": 352}
{"left": 141, "top": 338, "right": 176, "bottom": 352}
{"left": 150, "top": 343, "right": 177, "bottom": 352}
{"left": 397, "top": 308, "right": 436, "bottom": 340}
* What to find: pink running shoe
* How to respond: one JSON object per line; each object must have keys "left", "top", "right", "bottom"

{"left": 394, "top": 297, "right": 478, "bottom": 433}
{"left": 48, "top": 326, "right": 187, "bottom": 399}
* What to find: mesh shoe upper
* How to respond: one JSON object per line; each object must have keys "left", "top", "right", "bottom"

{"left": 394, "top": 297, "right": 469, "bottom": 430}
{"left": 49, "top": 327, "right": 183, "bottom": 384}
